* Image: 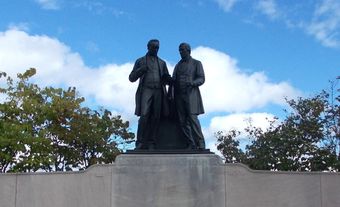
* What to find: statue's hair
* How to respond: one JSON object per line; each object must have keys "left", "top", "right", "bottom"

{"left": 147, "top": 39, "right": 160, "bottom": 47}
{"left": 179, "top": 42, "right": 191, "bottom": 53}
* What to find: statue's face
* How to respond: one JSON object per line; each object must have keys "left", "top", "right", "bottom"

{"left": 147, "top": 41, "right": 159, "bottom": 56}
{"left": 179, "top": 45, "right": 190, "bottom": 59}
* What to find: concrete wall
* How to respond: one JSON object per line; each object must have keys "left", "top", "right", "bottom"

{"left": 0, "top": 165, "right": 112, "bottom": 207}
{"left": 0, "top": 154, "right": 339, "bottom": 207}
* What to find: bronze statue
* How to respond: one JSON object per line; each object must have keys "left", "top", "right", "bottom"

{"left": 128, "top": 41, "right": 207, "bottom": 151}
{"left": 129, "top": 39, "right": 170, "bottom": 150}
{"left": 172, "top": 43, "right": 206, "bottom": 150}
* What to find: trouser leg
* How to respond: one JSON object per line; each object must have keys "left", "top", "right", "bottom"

{"left": 136, "top": 115, "right": 150, "bottom": 149}
{"left": 148, "top": 89, "right": 162, "bottom": 147}
{"left": 137, "top": 115, "right": 159, "bottom": 149}
{"left": 189, "top": 115, "right": 205, "bottom": 149}
{"left": 176, "top": 97, "right": 196, "bottom": 148}
{"left": 136, "top": 118, "right": 142, "bottom": 147}
{"left": 137, "top": 88, "right": 162, "bottom": 149}
{"left": 148, "top": 117, "right": 160, "bottom": 146}
{"left": 183, "top": 117, "right": 196, "bottom": 147}
{"left": 136, "top": 88, "right": 153, "bottom": 149}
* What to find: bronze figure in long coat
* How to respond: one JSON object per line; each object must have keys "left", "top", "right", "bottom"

{"left": 172, "top": 42, "right": 206, "bottom": 149}
{"left": 129, "top": 56, "right": 170, "bottom": 117}
{"left": 129, "top": 39, "right": 170, "bottom": 150}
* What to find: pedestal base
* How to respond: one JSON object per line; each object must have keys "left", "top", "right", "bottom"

{"left": 112, "top": 154, "right": 225, "bottom": 207}
{"left": 125, "top": 149, "right": 213, "bottom": 154}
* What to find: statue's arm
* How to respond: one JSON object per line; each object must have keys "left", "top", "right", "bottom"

{"left": 172, "top": 65, "right": 178, "bottom": 82}
{"left": 129, "top": 59, "right": 147, "bottom": 82}
{"left": 192, "top": 61, "right": 205, "bottom": 86}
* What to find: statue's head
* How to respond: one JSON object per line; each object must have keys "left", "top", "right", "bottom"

{"left": 179, "top": 42, "right": 191, "bottom": 60}
{"left": 147, "top": 39, "right": 160, "bottom": 57}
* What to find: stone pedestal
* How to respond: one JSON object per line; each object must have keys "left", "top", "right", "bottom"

{"left": 112, "top": 154, "right": 225, "bottom": 207}
{"left": 1, "top": 154, "right": 340, "bottom": 207}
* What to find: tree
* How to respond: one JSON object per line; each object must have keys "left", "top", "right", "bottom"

{"left": 322, "top": 79, "right": 340, "bottom": 169}
{"left": 216, "top": 81, "right": 340, "bottom": 171}
{"left": 0, "top": 69, "right": 134, "bottom": 173}
{"left": 215, "top": 130, "right": 246, "bottom": 163}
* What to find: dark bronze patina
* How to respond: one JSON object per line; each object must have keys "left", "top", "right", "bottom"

{"left": 129, "top": 40, "right": 207, "bottom": 152}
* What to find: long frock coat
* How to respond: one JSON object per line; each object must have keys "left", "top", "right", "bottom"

{"left": 129, "top": 55, "right": 170, "bottom": 117}
{"left": 172, "top": 57, "right": 205, "bottom": 115}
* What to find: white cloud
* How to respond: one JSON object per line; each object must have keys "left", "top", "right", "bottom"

{"left": 0, "top": 30, "right": 299, "bottom": 116}
{"left": 256, "top": 0, "right": 280, "bottom": 20}
{"left": 74, "top": 1, "right": 125, "bottom": 17}
{"left": 208, "top": 112, "right": 276, "bottom": 136}
{"left": 8, "top": 22, "right": 30, "bottom": 32}
{"left": 35, "top": 0, "right": 60, "bottom": 10}
{"left": 0, "top": 93, "right": 6, "bottom": 103}
{"left": 0, "top": 29, "right": 136, "bottom": 119}
{"left": 306, "top": 0, "right": 340, "bottom": 48}
{"left": 203, "top": 112, "right": 277, "bottom": 154}
{"left": 213, "top": 0, "right": 340, "bottom": 49}
{"left": 215, "top": 0, "right": 239, "bottom": 12}
{"left": 191, "top": 47, "right": 299, "bottom": 113}
{"left": 0, "top": 29, "right": 301, "bottom": 151}
{"left": 254, "top": 0, "right": 340, "bottom": 48}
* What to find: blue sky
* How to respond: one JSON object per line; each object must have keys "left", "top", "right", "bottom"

{"left": 0, "top": 0, "right": 339, "bottom": 152}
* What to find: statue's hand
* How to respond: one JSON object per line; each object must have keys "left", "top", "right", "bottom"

{"left": 186, "top": 81, "right": 194, "bottom": 87}
{"left": 162, "top": 74, "right": 172, "bottom": 84}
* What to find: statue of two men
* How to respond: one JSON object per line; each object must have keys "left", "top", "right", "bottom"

{"left": 129, "top": 39, "right": 205, "bottom": 150}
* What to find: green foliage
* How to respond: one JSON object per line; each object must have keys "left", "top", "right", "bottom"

{"left": 216, "top": 80, "right": 340, "bottom": 171}
{"left": 216, "top": 130, "right": 246, "bottom": 163}
{"left": 0, "top": 69, "right": 134, "bottom": 173}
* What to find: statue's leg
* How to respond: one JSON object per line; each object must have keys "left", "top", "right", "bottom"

{"left": 148, "top": 89, "right": 162, "bottom": 149}
{"left": 176, "top": 97, "right": 196, "bottom": 149}
{"left": 136, "top": 88, "right": 153, "bottom": 149}
{"left": 189, "top": 115, "right": 205, "bottom": 149}
{"left": 148, "top": 117, "right": 159, "bottom": 150}
{"left": 136, "top": 115, "right": 149, "bottom": 149}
